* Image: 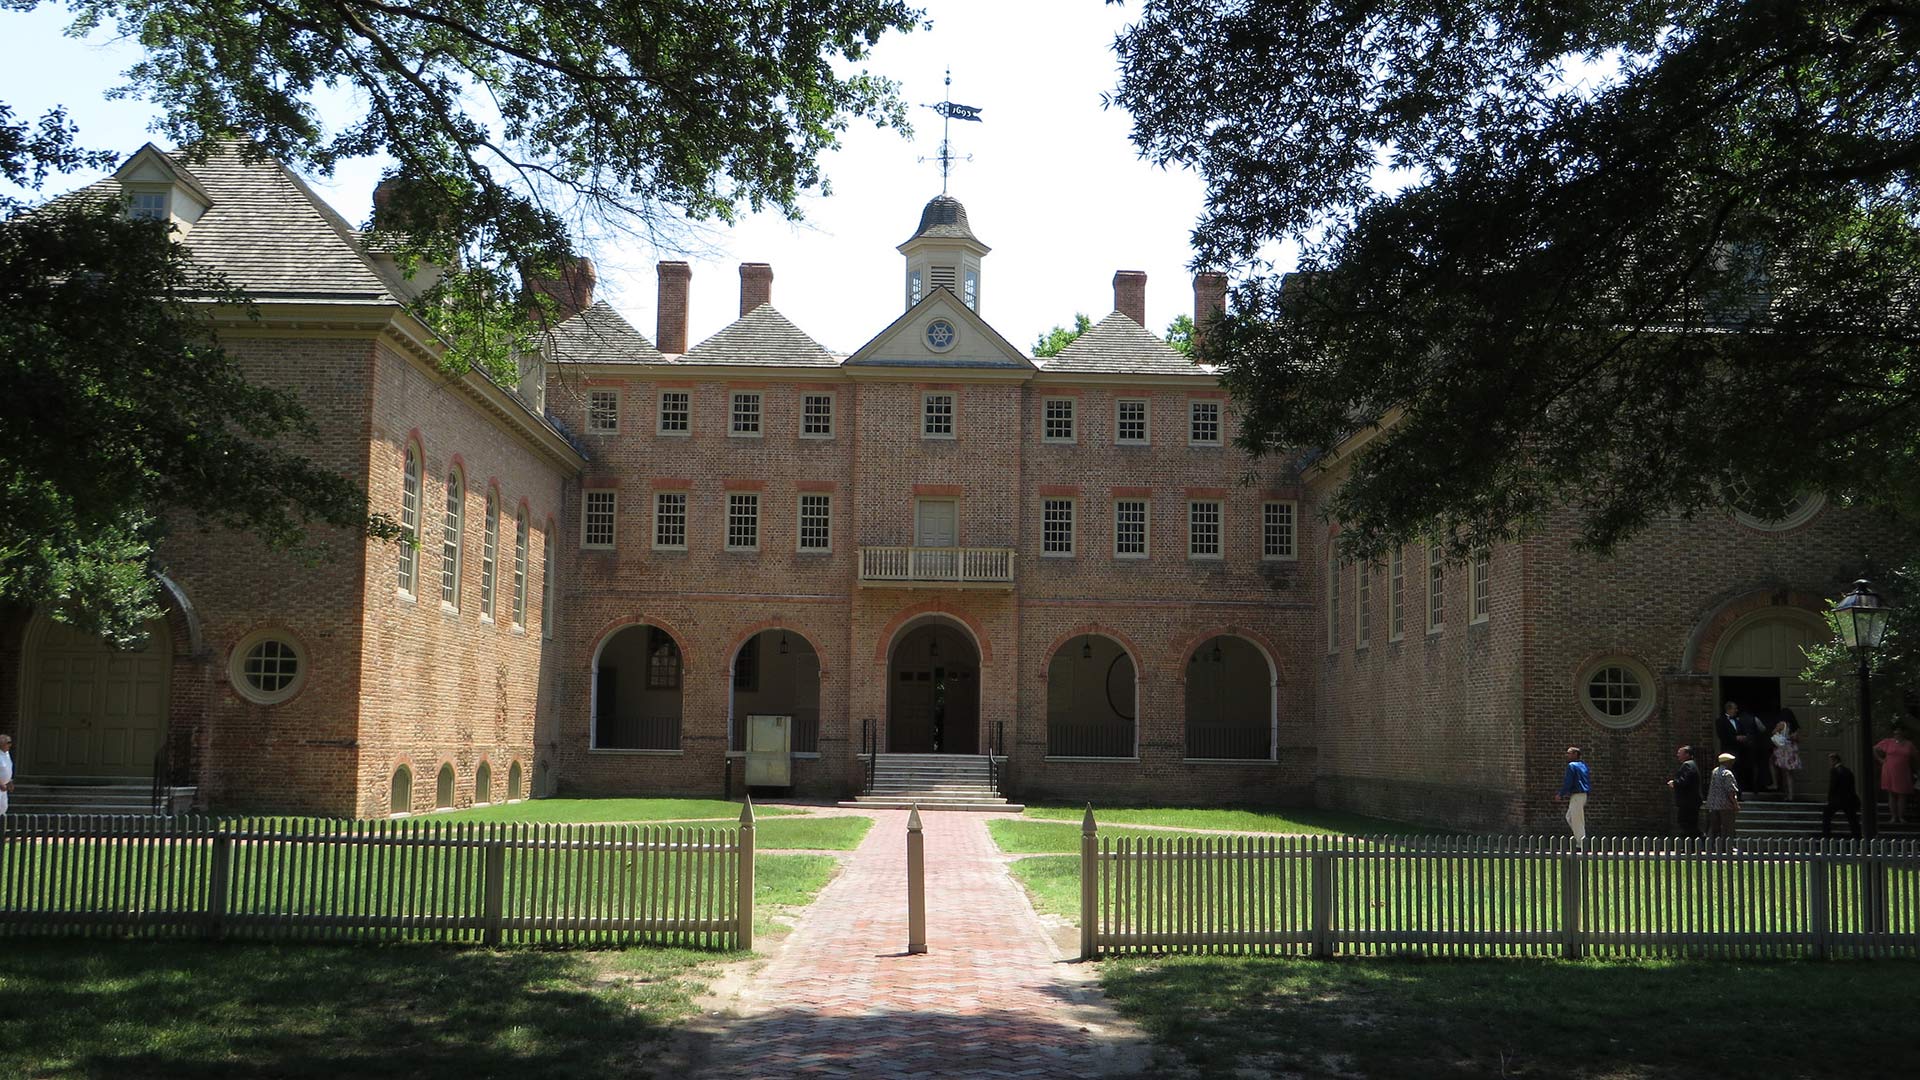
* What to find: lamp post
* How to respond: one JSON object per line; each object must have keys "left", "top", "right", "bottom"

{"left": 1833, "top": 579, "right": 1893, "bottom": 839}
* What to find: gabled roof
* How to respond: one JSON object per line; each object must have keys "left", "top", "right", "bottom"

{"left": 1041, "top": 311, "right": 1215, "bottom": 376}
{"left": 843, "top": 288, "right": 1032, "bottom": 369}
{"left": 116, "top": 142, "right": 213, "bottom": 205}
{"left": 681, "top": 304, "right": 838, "bottom": 366}
{"left": 545, "top": 301, "right": 669, "bottom": 364}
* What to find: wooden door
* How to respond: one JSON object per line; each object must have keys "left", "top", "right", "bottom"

{"left": 28, "top": 617, "right": 170, "bottom": 777}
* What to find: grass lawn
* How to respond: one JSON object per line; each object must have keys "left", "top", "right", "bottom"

{"left": 752, "top": 815, "right": 872, "bottom": 851}
{"left": 1007, "top": 855, "right": 1079, "bottom": 920}
{"left": 396, "top": 797, "right": 799, "bottom": 824}
{"left": 988, "top": 818, "right": 1224, "bottom": 854}
{"left": 1099, "top": 952, "right": 1920, "bottom": 1079}
{"left": 1023, "top": 803, "right": 1441, "bottom": 835}
{"left": 0, "top": 939, "right": 724, "bottom": 1079}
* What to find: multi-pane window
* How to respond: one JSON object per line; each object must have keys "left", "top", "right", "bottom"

{"left": 397, "top": 445, "right": 421, "bottom": 593}
{"left": 1042, "top": 499, "right": 1075, "bottom": 556}
{"left": 1389, "top": 547, "right": 1406, "bottom": 641}
{"left": 1190, "top": 400, "right": 1222, "bottom": 445}
{"left": 923, "top": 393, "right": 955, "bottom": 438}
{"left": 1116, "top": 399, "right": 1149, "bottom": 444}
{"left": 1115, "top": 500, "right": 1148, "bottom": 558}
{"left": 647, "top": 627, "right": 681, "bottom": 688}
{"left": 1472, "top": 549, "right": 1491, "bottom": 622}
{"left": 1188, "top": 500, "right": 1222, "bottom": 558}
{"left": 481, "top": 491, "right": 499, "bottom": 617}
{"left": 587, "top": 390, "right": 619, "bottom": 434}
{"left": 802, "top": 394, "right": 834, "bottom": 438}
{"left": 1043, "top": 399, "right": 1076, "bottom": 442}
{"left": 439, "top": 471, "right": 463, "bottom": 608}
{"left": 1427, "top": 546, "right": 1445, "bottom": 634}
{"left": 727, "top": 493, "right": 759, "bottom": 550}
{"left": 653, "top": 492, "right": 687, "bottom": 549}
{"left": 541, "top": 524, "right": 555, "bottom": 640}
{"left": 798, "top": 494, "right": 832, "bottom": 552}
{"left": 1262, "top": 501, "right": 1296, "bottom": 560}
{"left": 1327, "top": 552, "right": 1341, "bottom": 652}
{"left": 658, "top": 391, "right": 690, "bottom": 434}
{"left": 128, "top": 190, "right": 168, "bottom": 220}
{"left": 513, "top": 511, "right": 529, "bottom": 627}
{"left": 730, "top": 392, "right": 762, "bottom": 436}
{"left": 583, "top": 490, "right": 616, "bottom": 549}
{"left": 1357, "top": 564, "right": 1372, "bottom": 648}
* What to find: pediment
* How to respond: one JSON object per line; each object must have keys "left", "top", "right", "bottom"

{"left": 843, "top": 289, "right": 1032, "bottom": 369}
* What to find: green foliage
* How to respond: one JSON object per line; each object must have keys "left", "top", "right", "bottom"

{"left": 1802, "top": 567, "right": 1918, "bottom": 733}
{"left": 1032, "top": 312, "right": 1092, "bottom": 358}
{"left": 1115, "top": 2, "right": 1920, "bottom": 557}
{"left": 1163, "top": 313, "right": 1194, "bottom": 356}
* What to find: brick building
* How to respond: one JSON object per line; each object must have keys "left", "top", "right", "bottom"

{"left": 1, "top": 145, "right": 1899, "bottom": 831}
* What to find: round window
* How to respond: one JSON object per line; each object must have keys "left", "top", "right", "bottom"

{"left": 1726, "top": 485, "right": 1827, "bottom": 532}
{"left": 1576, "top": 656, "right": 1656, "bottom": 729}
{"left": 230, "top": 631, "right": 306, "bottom": 705}
{"left": 925, "top": 319, "right": 957, "bottom": 352}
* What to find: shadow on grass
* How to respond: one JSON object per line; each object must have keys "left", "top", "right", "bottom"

{"left": 1099, "top": 952, "right": 1917, "bottom": 1079}
{"left": 0, "top": 939, "right": 723, "bottom": 1079}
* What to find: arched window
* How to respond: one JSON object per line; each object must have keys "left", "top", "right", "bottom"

{"left": 436, "top": 763, "right": 455, "bottom": 809}
{"left": 1046, "top": 635, "right": 1137, "bottom": 759}
{"left": 507, "top": 760, "right": 524, "bottom": 800}
{"left": 397, "top": 443, "right": 422, "bottom": 594}
{"left": 513, "top": 509, "right": 530, "bottom": 627}
{"left": 594, "top": 625, "right": 683, "bottom": 750}
{"left": 390, "top": 766, "right": 412, "bottom": 815}
{"left": 729, "top": 630, "right": 822, "bottom": 753}
{"left": 481, "top": 490, "right": 500, "bottom": 619}
{"left": 439, "top": 469, "right": 464, "bottom": 608}
{"left": 475, "top": 761, "right": 492, "bottom": 804}
{"left": 541, "top": 520, "right": 556, "bottom": 640}
{"left": 1184, "top": 635, "right": 1275, "bottom": 760}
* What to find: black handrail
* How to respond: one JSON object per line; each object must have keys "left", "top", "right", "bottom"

{"left": 987, "top": 720, "right": 1004, "bottom": 795}
{"left": 860, "top": 718, "right": 877, "bottom": 795}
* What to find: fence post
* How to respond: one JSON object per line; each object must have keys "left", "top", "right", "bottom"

{"left": 1560, "top": 844, "right": 1584, "bottom": 960}
{"left": 907, "top": 804, "right": 927, "bottom": 955}
{"left": 482, "top": 835, "right": 507, "bottom": 948}
{"left": 1311, "top": 843, "right": 1333, "bottom": 958}
{"left": 738, "top": 797, "right": 756, "bottom": 952}
{"left": 206, "top": 826, "right": 231, "bottom": 941}
{"left": 1079, "top": 805, "right": 1098, "bottom": 960}
{"left": 1807, "top": 848, "right": 1828, "bottom": 960}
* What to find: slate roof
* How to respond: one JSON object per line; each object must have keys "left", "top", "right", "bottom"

{"left": 903, "top": 195, "right": 986, "bottom": 247}
{"left": 681, "top": 304, "right": 839, "bottom": 366}
{"left": 544, "top": 301, "right": 669, "bottom": 364}
{"left": 1041, "top": 311, "right": 1216, "bottom": 376}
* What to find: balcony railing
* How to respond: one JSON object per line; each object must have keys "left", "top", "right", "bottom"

{"left": 858, "top": 546, "right": 1016, "bottom": 588}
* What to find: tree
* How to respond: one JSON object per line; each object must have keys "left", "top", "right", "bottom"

{"left": 1164, "top": 313, "right": 1194, "bottom": 356}
{"left": 1113, "top": 1, "right": 1920, "bottom": 558}
{"left": 1033, "top": 313, "right": 1093, "bottom": 358}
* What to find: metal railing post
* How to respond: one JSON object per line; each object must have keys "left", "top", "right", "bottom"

{"left": 1079, "top": 805, "right": 1098, "bottom": 960}
{"left": 738, "top": 797, "right": 756, "bottom": 951}
{"left": 907, "top": 805, "right": 926, "bottom": 955}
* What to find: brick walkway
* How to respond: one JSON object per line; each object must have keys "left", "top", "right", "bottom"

{"left": 697, "top": 809, "right": 1143, "bottom": 1079}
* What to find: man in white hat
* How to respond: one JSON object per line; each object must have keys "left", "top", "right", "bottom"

{"left": 1705, "top": 750, "right": 1741, "bottom": 839}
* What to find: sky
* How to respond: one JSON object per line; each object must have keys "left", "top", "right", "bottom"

{"left": 0, "top": 2, "right": 1243, "bottom": 356}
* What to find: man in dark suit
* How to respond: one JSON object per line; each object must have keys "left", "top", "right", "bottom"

{"left": 1716, "top": 700, "right": 1763, "bottom": 791}
{"left": 1823, "top": 752, "right": 1861, "bottom": 839}
{"left": 1667, "top": 744, "right": 1703, "bottom": 837}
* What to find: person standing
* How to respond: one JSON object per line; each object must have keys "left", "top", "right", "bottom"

{"left": 1823, "top": 752, "right": 1861, "bottom": 839}
{"left": 1770, "top": 717, "right": 1803, "bottom": 801}
{"left": 1716, "top": 701, "right": 1758, "bottom": 790}
{"left": 1556, "top": 745, "right": 1590, "bottom": 844}
{"left": 1872, "top": 726, "right": 1917, "bottom": 824}
{"left": 0, "top": 733, "right": 13, "bottom": 816}
{"left": 1667, "top": 744, "right": 1703, "bottom": 837}
{"left": 1705, "top": 751, "right": 1741, "bottom": 840}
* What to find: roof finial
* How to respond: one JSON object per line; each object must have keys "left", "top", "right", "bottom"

{"left": 920, "top": 68, "right": 982, "bottom": 195}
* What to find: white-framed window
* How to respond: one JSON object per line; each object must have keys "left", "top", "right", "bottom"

{"left": 1578, "top": 656, "right": 1657, "bottom": 729}
{"left": 587, "top": 389, "right": 620, "bottom": 434}
{"left": 1327, "top": 552, "right": 1341, "bottom": 652}
{"left": 923, "top": 393, "right": 956, "bottom": 438}
{"left": 658, "top": 391, "right": 691, "bottom": 435}
{"left": 1188, "top": 500, "right": 1223, "bottom": 559}
{"left": 730, "top": 392, "right": 762, "bottom": 437}
{"left": 1472, "top": 549, "right": 1491, "bottom": 623}
{"left": 481, "top": 490, "right": 499, "bottom": 618}
{"left": 439, "top": 470, "right": 464, "bottom": 608}
{"left": 1427, "top": 546, "right": 1445, "bottom": 634}
{"left": 1389, "top": 547, "right": 1405, "bottom": 642}
{"left": 798, "top": 493, "right": 832, "bottom": 552}
{"left": 726, "top": 492, "right": 760, "bottom": 551}
{"left": 512, "top": 510, "right": 529, "bottom": 628}
{"left": 1190, "top": 400, "right": 1222, "bottom": 445}
{"left": 397, "top": 444, "right": 421, "bottom": 595}
{"left": 801, "top": 394, "right": 834, "bottom": 438}
{"left": 1116, "top": 399, "right": 1150, "bottom": 445}
{"left": 1357, "top": 563, "right": 1372, "bottom": 649}
{"left": 1043, "top": 398, "right": 1076, "bottom": 443}
{"left": 1262, "top": 501, "right": 1296, "bottom": 560}
{"left": 541, "top": 523, "right": 555, "bottom": 640}
{"left": 128, "top": 190, "right": 169, "bottom": 220}
{"left": 1114, "top": 499, "right": 1149, "bottom": 558}
{"left": 964, "top": 268, "right": 978, "bottom": 310}
{"left": 908, "top": 269, "right": 924, "bottom": 307}
{"left": 583, "top": 490, "right": 616, "bottom": 550}
{"left": 653, "top": 492, "right": 687, "bottom": 550}
{"left": 229, "top": 630, "right": 306, "bottom": 706}
{"left": 1042, "top": 498, "right": 1075, "bottom": 556}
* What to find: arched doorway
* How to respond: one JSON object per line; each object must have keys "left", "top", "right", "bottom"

{"left": 592, "top": 624, "right": 683, "bottom": 750}
{"left": 888, "top": 621, "right": 979, "bottom": 753}
{"left": 1046, "top": 634, "right": 1137, "bottom": 758}
{"left": 19, "top": 613, "right": 172, "bottom": 777}
{"left": 729, "top": 629, "right": 821, "bottom": 753}
{"left": 1184, "top": 634, "right": 1276, "bottom": 760}
{"left": 1713, "top": 611, "right": 1830, "bottom": 794}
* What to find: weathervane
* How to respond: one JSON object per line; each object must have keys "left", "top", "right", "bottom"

{"left": 919, "top": 69, "right": 982, "bottom": 194}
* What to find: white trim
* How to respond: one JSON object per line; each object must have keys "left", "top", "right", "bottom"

{"left": 1187, "top": 499, "right": 1224, "bottom": 560}
{"left": 480, "top": 489, "right": 500, "bottom": 617}
{"left": 800, "top": 392, "right": 836, "bottom": 439}
{"left": 229, "top": 629, "right": 307, "bottom": 706}
{"left": 1113, "top": 498, "right": 1150, "bottom": 559}
{"left": 797, "top": 492, "right": 833, "bottom": 553}
{"left": 725, "top": 491, "right": 761, "bottom": 551}
{"left": 1041, "top": 397, "right": 1077, "bottom": 444}
{"left": 582, "top": 489, "right": 617, "bottom": 550}
{"left": 586, "top": 388, "right": 621, "bottom": 435}
{"left": 656, "top": 389, "right": 692, "bottom": 436}
{"left": 922, "top": 391, "right": 957, "bottom": 439}
{"left": 1577, "top": 655, "right": 1658, "bottom": 730}
{"left": 1388, "top": 546, "right": 1406, "bottom": 642}
{"left": 729, "top": 391, "right": 763, "bottom": 438}
{"left": 1471, "top": 548, "right": 1491, "bottom": 624}
{"left": 1116, "top": 398, "right": 1151, "bottom": 446}
{"left": 1426, "top": 545, "right": 1445, "bottom": 635}
{"left": 1261, "top": 500, "right": 1297, "bottom": 561}
{"left": 1188, "top": 399, "right": 1223, "bottom": 446}
{"left": 1041, "top": 496, "right": 1076, "bottom": 557}
{"left": 652, "top": 490, "right": 688, "bottom": 551}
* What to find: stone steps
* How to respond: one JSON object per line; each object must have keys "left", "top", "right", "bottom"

{"left": 9, "top": 780, "right": 198, "bottom": 817}
{"left": 1734, "top": 797, "right": 1920, "bottom": 837}
{"left": 842, "top": 752, "right": 1014, "bottom": 811}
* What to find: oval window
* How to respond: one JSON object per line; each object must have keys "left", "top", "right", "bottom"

{"left": 1577, "top": 656, "right": 1656, "bottom": 729}
{"left": 229, "top": 631, "right": 306, "bottom": 705}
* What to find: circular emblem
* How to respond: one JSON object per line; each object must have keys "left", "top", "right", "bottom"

{"left": 925, "top": 319, "right": 957, "bottom": 352}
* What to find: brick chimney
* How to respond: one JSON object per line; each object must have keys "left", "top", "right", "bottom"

{"left": 740, "top": 262, "right": 773, "bottom": 316}
{"left": 657, "top": 261, "right": 691, "bottom": 354}
{"left": 1193, "top": 271, "right": 1228, "bottom": 353}
{"left": 1113, "top": 270, "right": 1147, "bottom": 327}
{"left": 525, "top": 256, "right": 597, "bottom": 323}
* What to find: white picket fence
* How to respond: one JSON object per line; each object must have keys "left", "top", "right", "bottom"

{"left": 0, "top": 808, "right": 756, "bottom": 949}
{"left": 1077, "top": 813, "right": 1920, "bottom": 960}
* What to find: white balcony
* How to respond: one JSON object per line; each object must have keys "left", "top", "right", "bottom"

{"left": 858, "top": 546, "right": 1016, "bottom": 589}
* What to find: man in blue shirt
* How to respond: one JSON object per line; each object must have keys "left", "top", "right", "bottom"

{"left": 1556, "top": 745, "right": 1591, "bottom": 844}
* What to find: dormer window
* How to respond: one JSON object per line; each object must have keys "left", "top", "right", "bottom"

{"left": 128, "top": 190, "right": 168, "bottom": 221}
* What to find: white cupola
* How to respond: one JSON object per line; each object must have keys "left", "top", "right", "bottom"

{"left": 898, "top": 195, "right": 990, "bottom": 313}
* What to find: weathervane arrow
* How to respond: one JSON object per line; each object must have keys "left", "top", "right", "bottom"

{"left": 932, "top": 101, "right": 983, "bottom": 122}
{"left": 918, "top": 69, "right": 983, "bottom": 194}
